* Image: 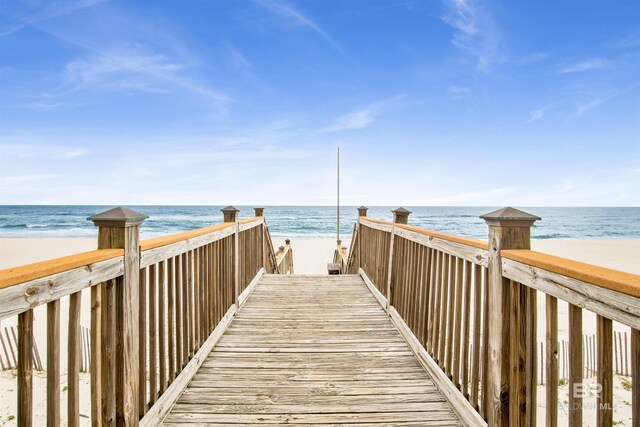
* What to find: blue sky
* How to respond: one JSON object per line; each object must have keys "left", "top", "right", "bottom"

{"left": 0, "top": 0, "right": 638, "bottom": 206}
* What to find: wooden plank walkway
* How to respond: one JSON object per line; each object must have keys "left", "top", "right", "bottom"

{"left": 163, "top": 274, "right": 462, "bottom": 426}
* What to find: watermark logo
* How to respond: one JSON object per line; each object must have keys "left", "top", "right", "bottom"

{"left": 560, "top": 382, "right": 613, "bottom": 413}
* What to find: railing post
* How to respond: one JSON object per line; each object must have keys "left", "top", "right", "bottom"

{"left": 480, "top": 207, "right": 540, "bottom": 427}
{"left": 392, "top": 207, "right": 411, "bottom": 225}
{"left": 89, "top": 207, "right": 147, "bottom": 427}
{"left": 386, "top": 208, "right": 411, "bottom": 311}
{"left": 221, "top": 206, "right": 240, "bottom": 307}
{"left": 285, "top": 239, "right": 293, "bottom": 273}
{"left": 356, "top": 206, "right": 368, "bottom": 270}
{"left": 254, "top": 207, "right": 265, "bottom": 270}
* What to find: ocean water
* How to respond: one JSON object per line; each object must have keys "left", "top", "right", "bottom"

{"left": 0, "top": 206, "right": 638, "bottom": 240}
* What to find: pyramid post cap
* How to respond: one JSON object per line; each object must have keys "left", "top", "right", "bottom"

{"left": 358, "top": 206, "right": 368, "bottom": 210}
{"left": 88, "top": 207, "right": 148, "bottom": 227}
{"left": 221, "top": 205, "right": 240, "bottom": 213}
{"left": 480, "top": 207, "right": 541, "bottom": 222}
{"left": 392, "top": 207, "right": 412, "bottom": 214}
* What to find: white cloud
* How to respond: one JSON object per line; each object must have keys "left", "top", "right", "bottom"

{"left": 66, "top": 51, "right": 182, "bottom": 86}
{"left": 558, "top": 58, "right": 608, "bottom": 74}
{"left": 256, "top": 0, "right": 342, "bottom": 52}
{"left": 448, "top": 85, "right": 469, "bottom": 94}
{"left": 441, "top": 0, "right": 500, "bottom": 72}
{"left": 63, "top": 48, "right": 230, "bottom": 104}
{"left": 448, "top": 85, "right": 470, "bottom": 99}
{"left": 528, "top": 109, "right": 544, "bottom": 123}
{"left": 319, "top": 96, "right": 411, "bottom": 133}
{"left": 572, "top": 97, "right": 608, "bottom": 118}
{"left": 0, "top": 0, "right": 107, "bottom": 37}
{"left": 321, "top": 110, "right": 375, "bottom": 133}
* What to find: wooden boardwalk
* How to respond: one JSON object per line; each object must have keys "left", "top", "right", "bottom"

{"left": 163, "top": 274, "right": 462, "bottom": 426}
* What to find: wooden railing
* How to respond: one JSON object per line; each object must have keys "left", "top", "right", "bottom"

{"left": 332, "top": 238, "right": 350, "bottom": 273}
{"left": 0, "top": 206, "right": 290, "bottom": 426}
{"left": 346, "top": 206, "right": 639, "bottom": 427}
{"left": 275, "top": 239, "right": 294, "bottom": 274}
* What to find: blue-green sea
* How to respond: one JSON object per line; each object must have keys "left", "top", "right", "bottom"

{"left": 0, "top": 206, "right": 638, "bottom": 239}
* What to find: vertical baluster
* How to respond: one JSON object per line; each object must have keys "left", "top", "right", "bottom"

{"left": 632, "top": 328, "right": 639, "bottom": 425}
{"left": 189, "top": 251, "right": 196, "bottom": 355}
{"left": 509, "top": 280, "right": 523, "bottom": 427}
{"left": 204, "top": 244, "right": 210, "bottom": 333}
{"left": 199, "top": 246, "right": 205, "bottom": 342}
{"left": 597, "top": 316, "right": 613, "bottom": 427}
{"left": 431, "top": 250, "right": 442, "bottom": 359}
{"left": 192, "top": 249, "right": 199, "bottom": 352}
{"left": 461, "top": 260, "right": 472, "bottom": 398}
{"left": 46, "top": 300, "right": 60, "bottom": 427}
{"left": 159, "top": 260, "right": 166, "bottom": 394}
{"left": 181, "top": 252, "right": 188, "bottom": 365}
{"left": 101, "top": 279, "right": 116, "bottom": 425}
{"left": 149, "top": 264, "right": 157, "bottom": 404}
{"left": 452, "top": 257, "right": 464, "bottom": 386}
{"left": 175, "top": 254, "right": 183, "bottom": 372}
{"left": 438, "top": 252, "right": 449, "bottom": 367}
{"left": 568, "top": 304, "right": 583, "bottom": 426}
{"left": 138, "top": 269, "right": 146, "bottom": 416}
{"left": 168, "top": 257, "right": 175, "bottom": 382}
{"left": 158, "top": 261, "right": 167, "bottom": 395}
{"left": 420, "top": 247, "right": 431, "bottom": 346}
{"left": 426, "top": 248, "right": 436, "bottom": 352}
{"left": 481, "top": 266, "right": 490, "bottom": 419}
{"left": 68, "top": 292, "right": 81, "bottom": 427}
{"left": 470, "top": 263, "right": 482, "bottom": 408}
{"left": 18, "top": 309, "right": 34, "bottom": 426}
{"left": 525, "top": 285, "right": 537, "bottom": 426}
{"left": 546, "top": 295, "right": 558, "bottom": 427}
{"left": 90, "top": 284, "right": 102, "bottom": 426}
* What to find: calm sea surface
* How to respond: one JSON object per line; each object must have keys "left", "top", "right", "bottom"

{"left": 0, "top": 206, "right": 638, "bottom": 239}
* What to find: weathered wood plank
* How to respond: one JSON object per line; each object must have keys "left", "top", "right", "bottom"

{"left": 47, "top": 300, "right": 60, "bottom": 427}
{"left": 0, "top": 257, "right": 123, "bottom": 321}
{"left": 502, "top": 258, "right": 640, "bottom": 329}
{"left": 18, "top": 309, "right": 33, "bottom": 426}
{"left": 68, "top": 292, "right": 81, "bottom": 427}
{"left": 161, "top": 274, "right": 467, "bottom": 426}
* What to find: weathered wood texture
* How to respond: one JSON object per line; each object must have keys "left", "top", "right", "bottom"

{"left": 359, "top": 223, "right": 392, "bottom": 297}
{"left": 346, "top": 213, "right": 639, "bottom": 427}
{"left": 356, "top": 221, "right": 489, "bottom": 418}
{"left": 139, "top": 234, "right": 236, "bottom": 418}
{"left": 238, "top": 222, "right": 262, "bottom": 294}
{"left": 164, "top": 275, "right": 463, "bottom": 426}
{"left": 0, "top": 210, "right": 283, "bottom": 426}
{"left": 276, "top": 241, "right": 294, "bottom": 274}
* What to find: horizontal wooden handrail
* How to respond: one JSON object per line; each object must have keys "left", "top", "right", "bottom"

{"left": 139, "top": 217, "right": 261, "bottom": 251}
{"left": 502, "top": 249, "right": 640, "bottom": 298}
{"left": 0, "top": 249, "right": 123, "bottom": 289}
{"left": 360, "top": 217, "right": 488, "bottom": 250}
{"left": 140, "top": 222, "right": 235, "bottom": 251}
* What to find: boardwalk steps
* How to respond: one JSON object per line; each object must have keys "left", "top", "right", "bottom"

{"left": 163, "top": 274, "right": 463, "bottom": 426}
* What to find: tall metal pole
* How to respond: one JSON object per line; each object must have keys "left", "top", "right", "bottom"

{"left": 337, "top": 146, "right": 340, "bottom": 242}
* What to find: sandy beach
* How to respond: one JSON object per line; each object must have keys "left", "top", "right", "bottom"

{"left": 0, "top": 236, "right": 637, "bottom": 425}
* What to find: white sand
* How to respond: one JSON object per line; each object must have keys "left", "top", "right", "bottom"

{"left": 0, "top": 237, "right": 637, "bottom": 425}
